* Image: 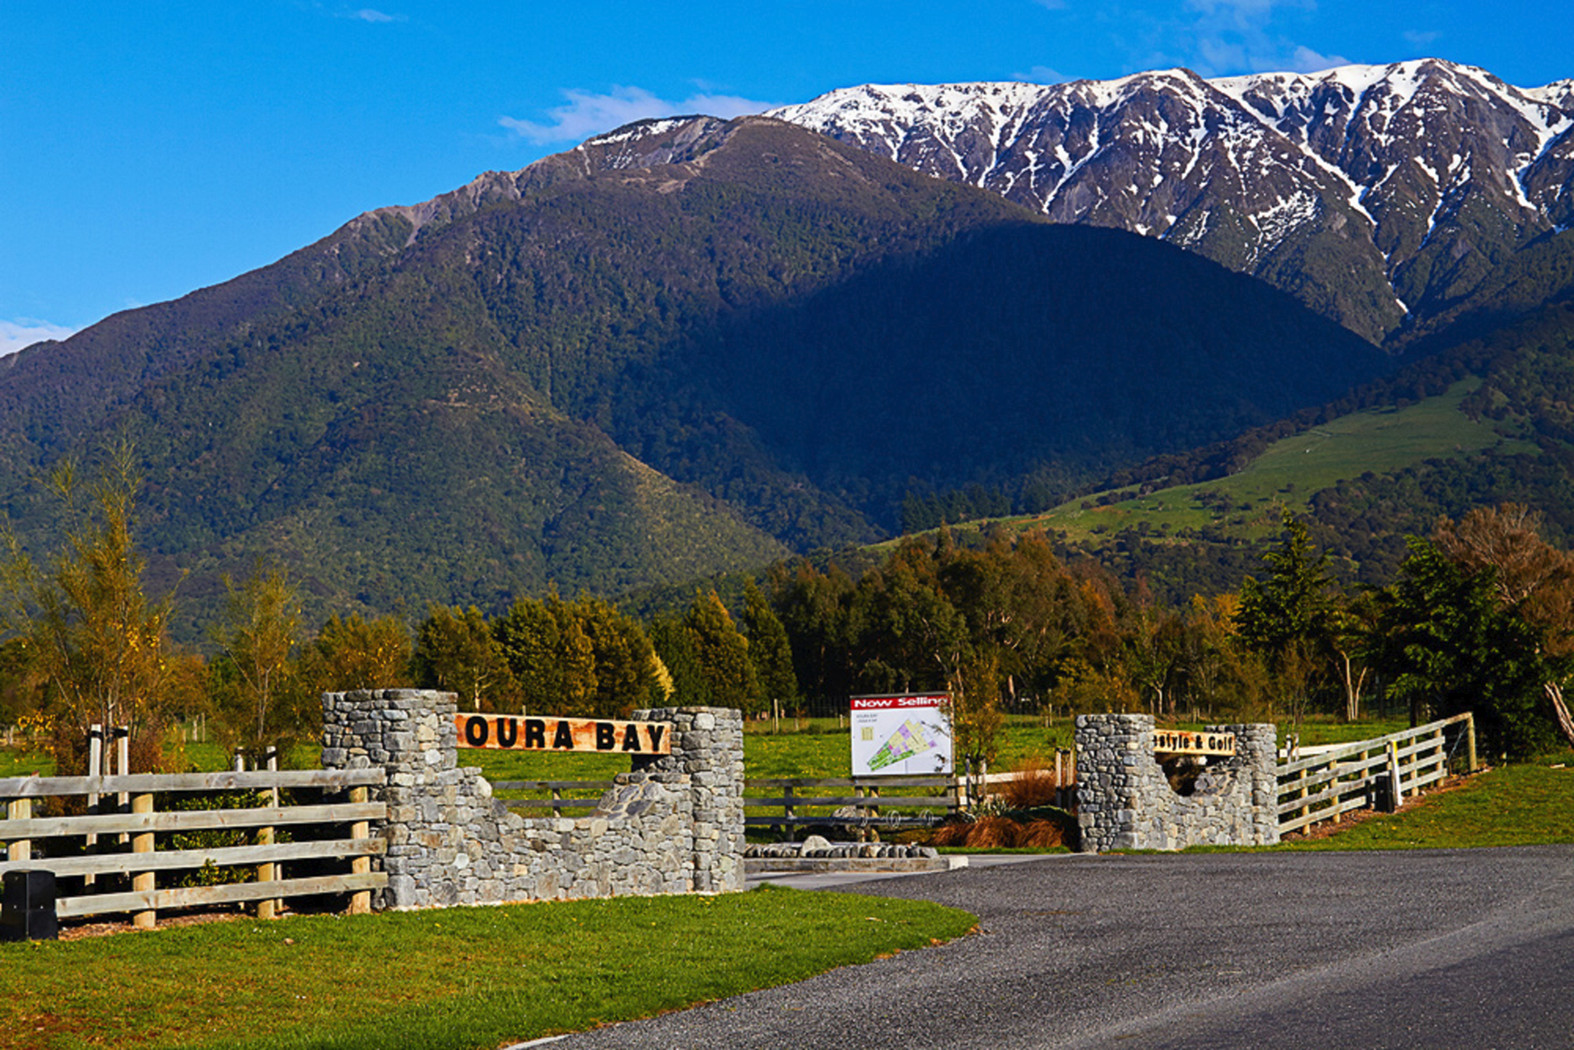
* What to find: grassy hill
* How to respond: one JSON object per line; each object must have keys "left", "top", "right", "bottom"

{"left": 1026, "top": 378, "right": 1536, "bottom": 547}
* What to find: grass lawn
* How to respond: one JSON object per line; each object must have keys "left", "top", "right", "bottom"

{"left": 0, "top": 886, "right": 976, "bottom": 1050}
{"left": 1269, "top": 757, "right": 1574, "bottom": 851}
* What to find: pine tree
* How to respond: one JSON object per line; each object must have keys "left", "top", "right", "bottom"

{"left": 742, "top": 580, "right": 797, "bottom": 716}
{"left": 682, "top": 591, "right": 757, "bottom": 710}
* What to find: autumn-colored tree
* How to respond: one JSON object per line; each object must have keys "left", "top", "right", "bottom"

{"left": 300, "top": 613, "right": 413, "bottom": 695}
{"left": 209, "top": 564, "right": 314, "bottom": 757}
{"left": 0, "top": 447, "right": 178, "bottom": 773}
{"left": 1432, "top": 504, "right": 1574, "bottom": 747}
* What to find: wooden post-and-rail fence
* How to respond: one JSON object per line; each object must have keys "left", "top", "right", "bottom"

{"left": 1274, "top": 712, "right": 1477, "bottom": 836}
{"left": 0, "top": 769, "right": 388, "bottom": 929}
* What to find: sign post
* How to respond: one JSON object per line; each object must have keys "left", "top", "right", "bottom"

{"left": 849, "top": 694, "right": 953, "bottom": 776}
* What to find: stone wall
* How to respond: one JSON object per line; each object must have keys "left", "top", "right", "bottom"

{"left": 320, "top": 690, "right": 744, "bottom": 909}
{"left": 1075, "top": 714, "right": 1279, "bottom": 852}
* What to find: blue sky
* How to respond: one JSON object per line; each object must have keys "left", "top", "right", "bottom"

{"left": 2, "top": 1, "right": 1568, "bottom": 353}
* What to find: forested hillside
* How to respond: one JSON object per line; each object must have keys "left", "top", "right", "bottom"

{"left": 0, "top": 116, "right": 1385, "bottom": 639}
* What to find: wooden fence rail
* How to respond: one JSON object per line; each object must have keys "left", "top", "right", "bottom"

{"left": 494, "top": 764, "right": 1078, "bottom": 834}
{"left": 0, "top": 768, "right": 388, "bottom": 928}
{"left": 491, "top": 780, "right": 619, "bottom": 817}
{"left": 1274, "top": 712, "right": 1475, "bottom": 836}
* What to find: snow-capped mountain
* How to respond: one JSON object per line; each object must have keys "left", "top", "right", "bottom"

{"left": 771, "top": 59, "right": 1574, "bottom": 343}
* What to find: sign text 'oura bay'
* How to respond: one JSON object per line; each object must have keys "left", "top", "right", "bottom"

{"left": 454, "top": 714, "right": 673, "bottom": 754}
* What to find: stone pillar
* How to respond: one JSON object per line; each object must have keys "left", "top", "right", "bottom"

{"left": 1074, "top": 713, "right": 1150, "bottom": 853}
{"left": 633, "top": 706, "right": 746, "bottom": 892}
{"left": 1075, "top": 714, "right": 1279, "bottom": 852}
{"left": 321, "top": 689, "right": 460, "bottom": 909}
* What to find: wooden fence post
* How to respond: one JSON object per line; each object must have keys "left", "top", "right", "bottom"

{"left": 853, "top": 783, "right": 866, "bottom": 843}
{"left": 86, "top": 724, "right": 103, "bottom": 887}
{"left": 1466, "top": 713, "right": 1478, "bottom": 772}
{"left": 1387, "top": 739, "right": 1403, "bottom": 810}
{"left": 5, "top": 798, "right": 30, "bottom": 862}
{"left": 349, "top": 785, "right": 372, "bottom": 915}
{"left": 116, "top": 727, "right": 130, "bottom": 846}
{"left": 257, "top": 749, "right": 279, "bottom": 920}
{"left": 868, "top": 784, "right": 881, "bottom": 843}
{"left": 132, "top": 792, "right": 156, "bottom": 930}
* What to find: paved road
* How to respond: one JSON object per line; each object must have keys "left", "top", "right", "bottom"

{"left": 553, "top": 846, "right": 1574, "bottom": 1049}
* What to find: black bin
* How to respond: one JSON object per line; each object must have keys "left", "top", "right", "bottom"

{"left": 1, "top": 869, "right": 59, "bottom": 942}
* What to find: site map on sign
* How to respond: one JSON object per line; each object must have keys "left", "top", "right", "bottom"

{"left": 868, "top": 717, "right": 943, "bottom": 771}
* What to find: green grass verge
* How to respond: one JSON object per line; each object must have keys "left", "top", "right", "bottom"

{"left": 1271, "top": 758, "right": 1574, "bottom": 851}
{"left": 0, "top": 886, "right": 976, "bottom": 1050}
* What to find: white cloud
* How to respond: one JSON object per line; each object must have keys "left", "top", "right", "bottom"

{"left": 1283, "top": 44, "right": 1349, "bottom": 73}
{"left": 1032, "top": 0, "right": 1068, "bottom": 9}
{"left": 1165, "top": 0, "right": 1350, "bottom": 76}
{"left": 500, "top": 86, "right": 778, "bottom": 145}
{"left": 0, "top": 318, "right": 76, "bottom": 358}
{"left": 1016, "top": 64, "right": 1072, "bottom": 83}
{"left": 1402, "top": 29, "right": 1442, "bottom": 48}
{"left": 350, "top": 9, "right": 400, "bottom": 22}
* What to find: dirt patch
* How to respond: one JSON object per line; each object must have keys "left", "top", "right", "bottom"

{"left": 57, "top": 906, "right": 258, "bottom": 941}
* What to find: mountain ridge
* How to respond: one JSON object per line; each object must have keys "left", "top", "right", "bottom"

{"left": 771, "top": 58, "right": 1574, "bottom": 343}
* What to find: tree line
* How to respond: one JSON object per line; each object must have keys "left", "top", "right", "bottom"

{"left": 4, "top": 448, "right": 1573, "bottom": 776}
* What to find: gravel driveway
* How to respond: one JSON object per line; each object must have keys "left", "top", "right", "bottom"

{"left": 551, "top": 846, "right": 1574, "bottom": 1049}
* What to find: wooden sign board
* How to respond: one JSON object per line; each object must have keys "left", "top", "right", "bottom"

{"left": 454, "top": 714, "right": 672, "bottom": 755}
{"left": 1153, "top": 730, "right": 1236, "bottom": 757}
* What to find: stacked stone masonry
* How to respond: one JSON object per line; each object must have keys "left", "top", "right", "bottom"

{"left": 1075, "top": 714, "right": 1280, "bottom": 852}
{"left": 321, "top": 690, "right": 745, "bottom": 909}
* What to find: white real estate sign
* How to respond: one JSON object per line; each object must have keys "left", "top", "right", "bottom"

{"left": 849, "top": 694, "right": 953, "bottom": 776}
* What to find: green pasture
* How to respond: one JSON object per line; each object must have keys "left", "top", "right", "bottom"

{"left": 0, "top": 714, "right": 1414, "bottom": 784}
{"left": 1003, "top": 379, "right": 1534, "bottom": 547}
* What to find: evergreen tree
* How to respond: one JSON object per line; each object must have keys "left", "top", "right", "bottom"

{"left": 1236, "top": 510, "right": 1335, "bottom": 660}
{"left": 682, "top": 591, "right": 757, "bottom": 710}
{"left": 1376, "top": 538, "right": 1555, "bottom": 759}
{"left": 648, "top": 612, "right": 712, "bottom": 706}
{"left": 741, "top": 580, "right": 797, "bottom": 715}
{"left": 552, "top": 597, "right": 598, "bottom": 716}
{"left": 494, "top": 597, "right": 564, "bottom": 712}
{"left": 413, "top": 604, "right": 517, "bottom": 712}
{"left": 575, "top": 595, "right": 659, "bottom": 718}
